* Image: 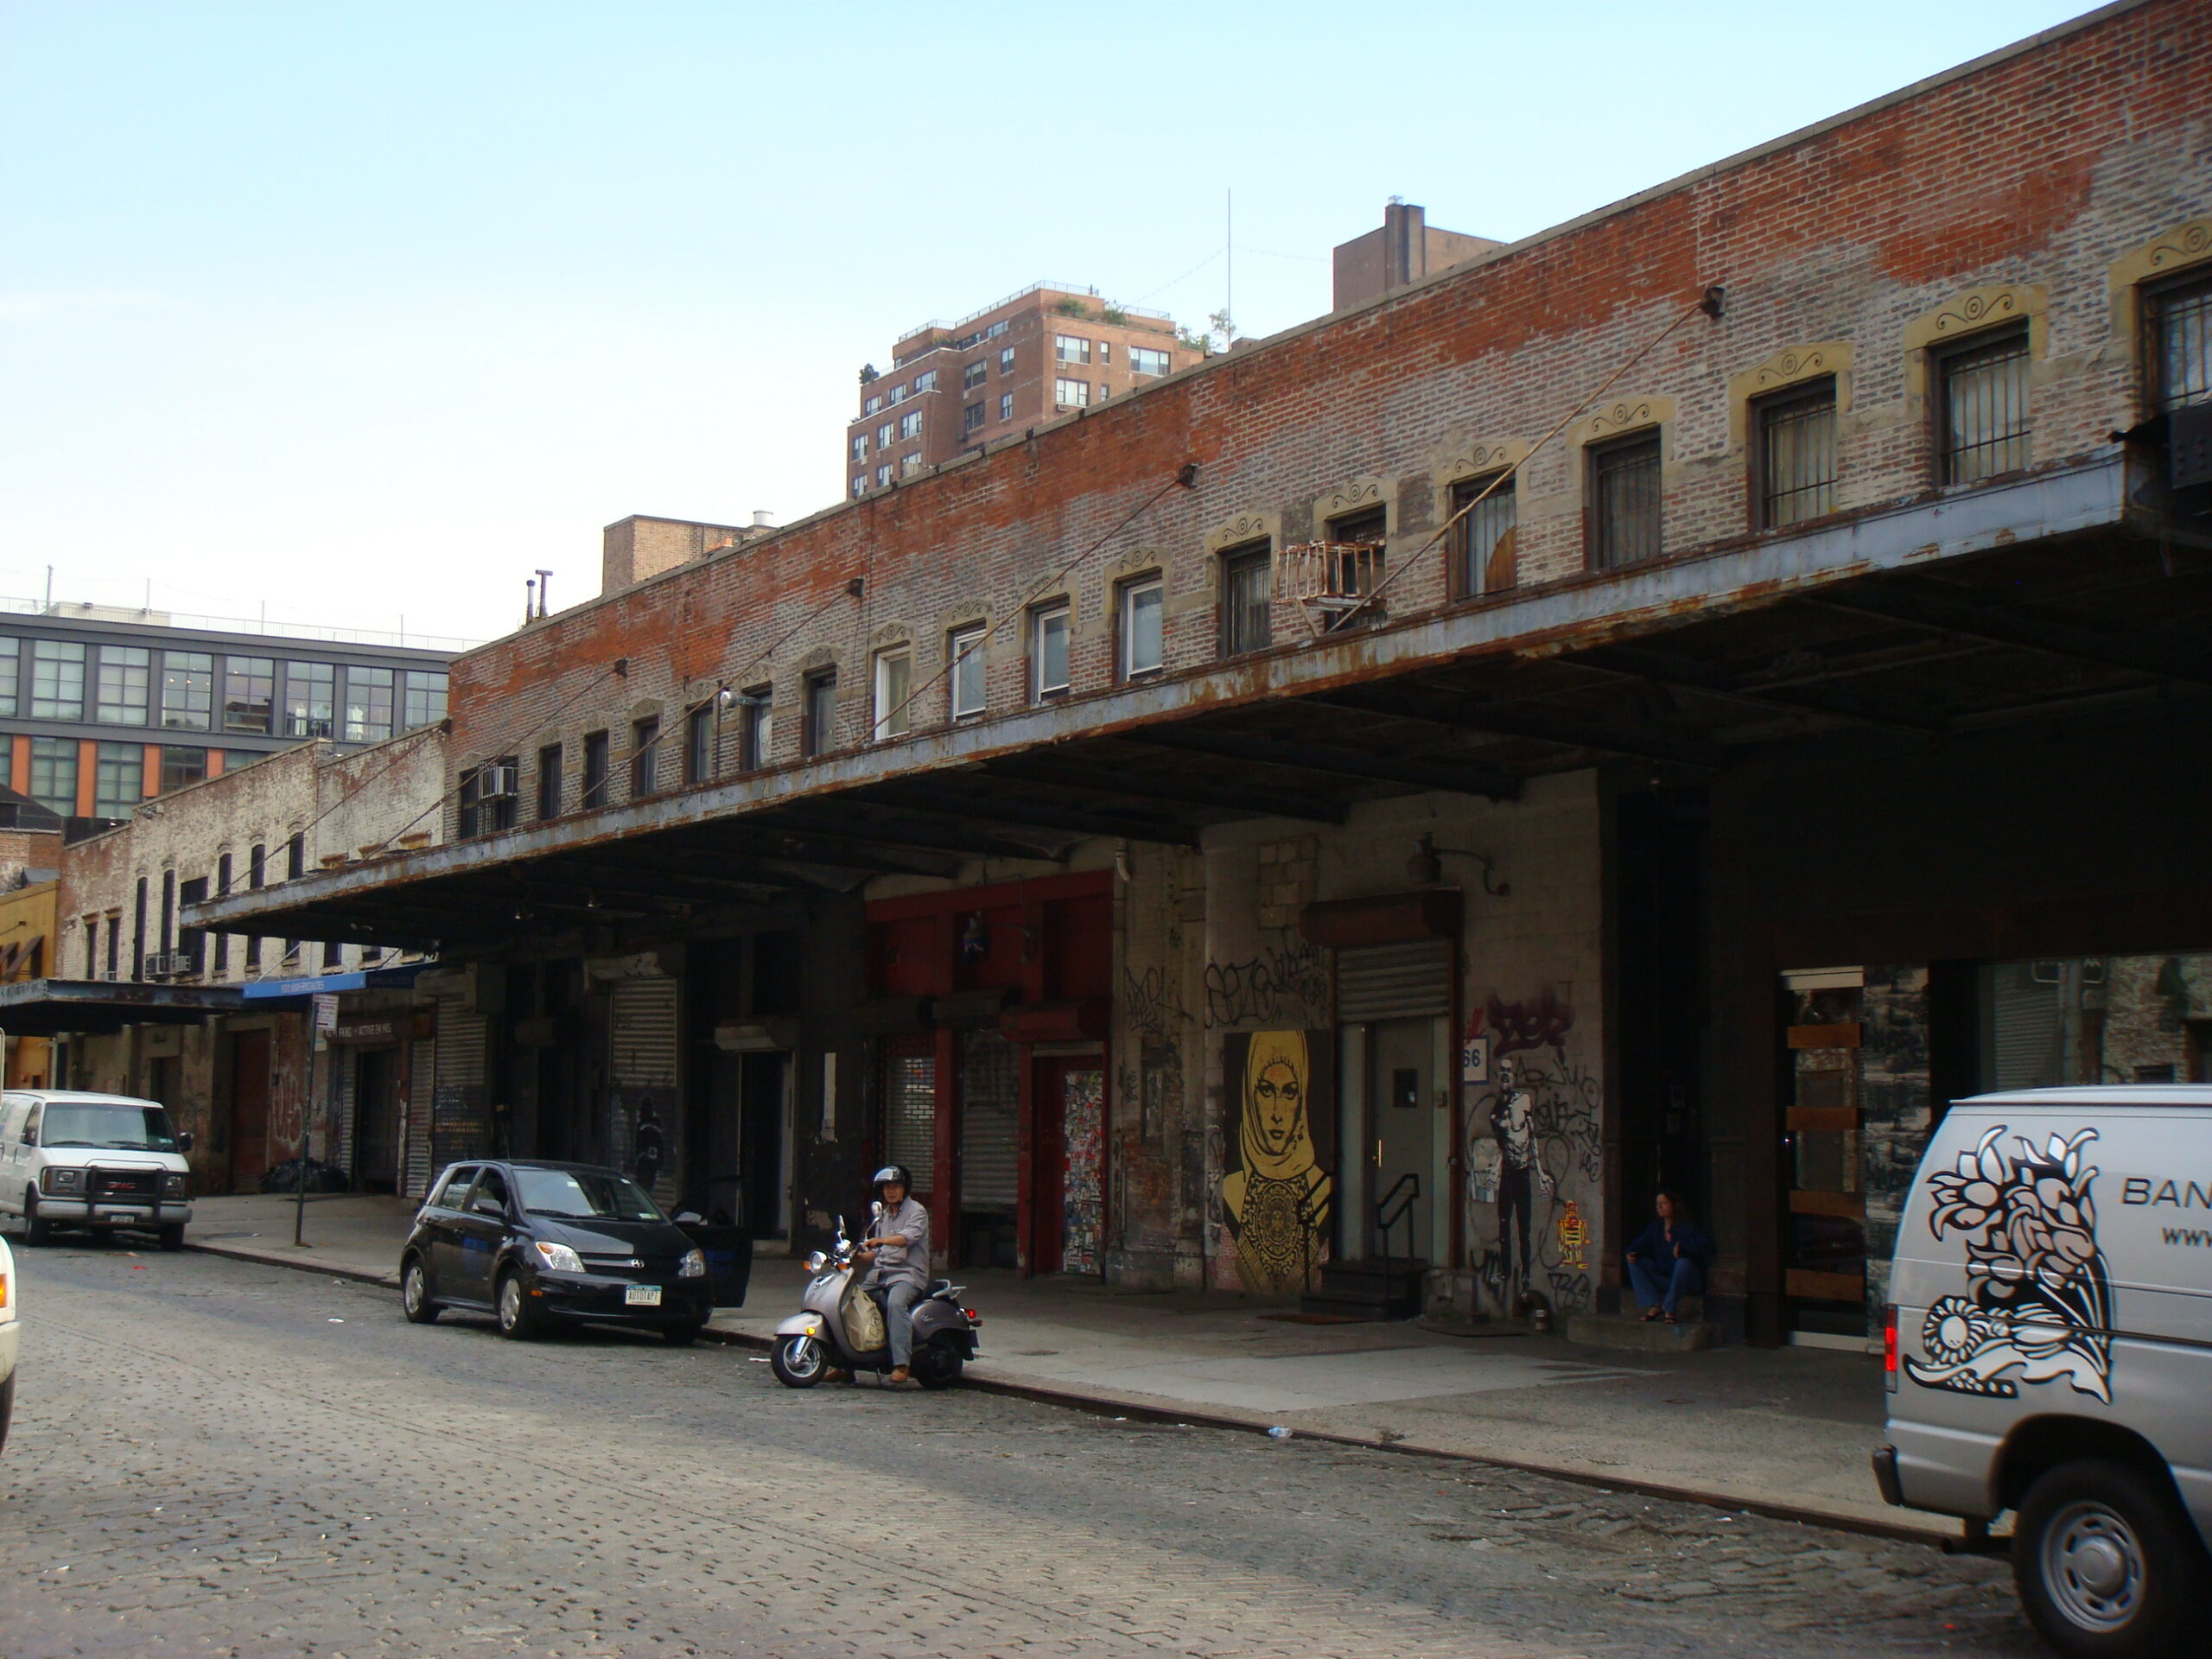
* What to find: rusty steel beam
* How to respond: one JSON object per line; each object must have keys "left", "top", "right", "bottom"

{"left": 1123, "top": 726, "right": 1522, "bottom": 800}
{"left": 1568, "top": 643, "right": 1947, "bottom": 736}
{"left": 1299, "top": 685, "right": 1721, "bottom": 770}
{"left": 755, "top": 806, "right": 1059, "bottom": 864}
{"left": 858, "top": 782, "right": 1203, "bottom": 849}
{"left": 980, "top": 756, "right": 1351, "bottom": 823}
{"left": 1807, "top": 585, "right": 2212, "bottom": 688}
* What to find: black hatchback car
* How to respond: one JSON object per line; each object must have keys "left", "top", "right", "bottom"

{"left": 399, "top": 1160, "right": 713, "bottom": 1344}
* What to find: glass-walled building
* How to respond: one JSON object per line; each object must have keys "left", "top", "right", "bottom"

{"left": 0, "top": 605, "right": 456, "bottom": 823}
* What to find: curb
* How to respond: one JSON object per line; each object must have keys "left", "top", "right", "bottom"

{"left": 694, "top": 1323, "right": 1957, "bottom": 1549}
{"left": 180, "top": 1238, "right": 1959, "bottom": 1550}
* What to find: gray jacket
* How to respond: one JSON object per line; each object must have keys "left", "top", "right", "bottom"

{"left": 862, "top": 1197, "right": 931, "bottom": 1290}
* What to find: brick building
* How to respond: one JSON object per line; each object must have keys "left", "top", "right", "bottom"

{"left": 846, "top": 283, "right": 1205, "bottom": 500}
{"left": 200, "top": 0, "right": 2212, "bottom": 1347}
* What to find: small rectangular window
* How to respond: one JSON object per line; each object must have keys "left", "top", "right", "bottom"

{"left": 160, "top": 651, "right": 213, "bottom": 730}
{"left": 287, "top": 831, "right": 306, "bottom": 879}
{"left": 950, "top": 626, "right": 986, "bottom": 719}
{"left": 160, "top": 746, "right": 207, "bottom": 792}
{"left": 582, "top": 730, "right": 610, "bottom": 808}
{"left": 963, "top": 402, "right": 986, "bottom": 435}
{"left": 963, "top": 361, "right": 988, "bottom": 390}
{"left": 1937, "top": 328, "right": 2031, "bottom": 485}
{"left": 630, "top": 715, "right": 660, "bottom": 798}
{"left": 28, "top": 736, "right": 77, "bottom": 816}
{"left": 1219, "top": 543, "right": 1272, "bottom": 657}
{"left": 2150, "top": 276, "right": 2212, "bottom": 413}
{"left": 864, "top": 394, "right": 883, "bottom": 416}
{"left": 1054, "top": 335, "right": 1091, "bottom": 365}
{"left": 1756, "top": 379, "right": 1838, "bottom": 527}
{"left": 1451, "top": 475, "right": 1517, "bottom": 598}
{"left": 683, "top": 703, "right": 714, "bottom": 785}
{"left": 876, "top": 421, "right": 893, "bottom": 449}
{"left": 1590, "top": 432, "right": 1662, "bottom": 568}
{"left": 887, "top": 384, "right": 906, "bottom": 405}
{"left": 95, "top": 646, "right": 150, "bottom": 724}
{"left": 1031, "top": 605, "right": 1070, "bottom": 701}
{"left": 458, "top": 758, "right": 518, "bottom": 837}
{"left": 1119, "top": 577, "right": 1163, "bottom": 677}
{"left": 1000, "top": 346, "right": 1015, "bottom": 374}
{"left": 1054, "top": 378, "right": 1090, "bottom": 409}
{"left": 283, "top": 661, "right": 335, "bottom": 738}
{"left": 912, "top": 369, "right": 938, "bottom": 392}
{"left": 803, "top": 671, "right": 837, "bottom": 758}
{"left": 249, "top": 842, "right": 266, "bottom": 890}
{"left": 1097, "top": 341, "right": 1111, "bottom": 365}
{"left": 223, "top": 657, "right": 275, "bottom": 733}
{"left": 537, "top": 742, "right": 563, "bottom": 819}
{"left": 850, "top": 433, "right": 868, "bottom": 461}
{"left": 899, "top": 410, "right": 923, "bottom": 441}
{"left": 852, "top": 475, "right": 868, "bottom": 499}
{"left": 874, "top": 649, "right": 912, "bottom": 740}
{"left": 0, "top": 636, "right": 17, "bottom": 718}
{"left": 899, "top": 454, "right": 924, "bottom": 478}
{"left": 1130, "top": 346, "right": 1171, "bottom": 378}
{"left": 874, "top": 463, "right": 893, "bottom": 487}
{"left": 740, "top": 686, "right": 772, "bottom": 769}
{"left": 402, "top": 670, "right": 448, "bottom": 729}
{"left": 998, "top": 392, "right": 1014, "bottom": 422}
{"left": 31, "top": 640, "right": 86, "bottom": 720}
{"left": 93, "top": 741, "right": 143, "bottom": 817}
{"left": 344, "top": 665, "right": 394, "bottom": 741}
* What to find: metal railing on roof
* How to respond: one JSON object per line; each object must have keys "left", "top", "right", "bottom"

{"left": 894, "top": 280, "right": 1173, "bottom": 349}
{"left": 1, "top": 595, "right": 479, "bottom": 654}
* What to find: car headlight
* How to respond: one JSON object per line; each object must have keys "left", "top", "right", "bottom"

{"left": 805, "top": 1250, "right": 829, "bottom": 1273}
{"left": 677, "top": 1247, "right": 707, "bottom": 1279}
{"left": 531, "top": 1241, "right": 584, "bottom": 1274}
{"left": 161, "top": 1173, "right": 188, "bottom": 1197}
{"left": 41, "top": 1168, "right": 84, "bottom": 1194}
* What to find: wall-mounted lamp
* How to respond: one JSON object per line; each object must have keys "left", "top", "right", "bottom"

{"left": 1407, "top": 832, "right": 1509, "bottom": 896}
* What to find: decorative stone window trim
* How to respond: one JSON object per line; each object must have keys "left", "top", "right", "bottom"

{"left": 797, "top": 644, "right": 838, "bottom": 673}
{"left": 1311, "top": 476, "right": 1392, "bottom": 537}
{"left": 2107, "top": 220, "right": 2212, "bottom": 396}
{"left": 868, "top": 621, "right": 912, "bottom": 650}
{"left": 1567, "top": 395, "right": 1676, "bottom": 453}
{"left": 1430, "top": 437, "right": 1533, "bottom": 526}
{"left": 1726, "top": 343, "right": 1853, "bottom": 447}
{"left": 1900, "top": 285, "right": 2048, "bottom": 418}
{"left": 1199, "top": 512, "right": 1280, "bottom": 586}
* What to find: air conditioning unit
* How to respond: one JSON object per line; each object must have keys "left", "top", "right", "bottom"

{"left": 479, "top": 763, "right": 519, "bottom": 798}
{"left": 142, "top": 952, "right": 181, "bottom": 979}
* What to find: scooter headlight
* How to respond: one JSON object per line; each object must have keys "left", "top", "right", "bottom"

{"left": 531, "top": 1240, "right": 584, "bottom": 1274}
{"left": 677, "top": 1247, "right": 707, "bottom": 1279}
{"left": 805, "top": 1250, "right": 829, "bottom": 1273}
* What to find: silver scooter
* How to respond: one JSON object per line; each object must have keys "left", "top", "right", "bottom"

{"left": 770, "top": 1212, "right": 980, "bottom": 1389}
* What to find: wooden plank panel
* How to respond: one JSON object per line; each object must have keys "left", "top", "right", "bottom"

{"left": 1788, "top": 1268, "right": 1866, "bottom": 1303}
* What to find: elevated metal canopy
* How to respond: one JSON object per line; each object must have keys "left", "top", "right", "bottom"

{"left": 0, "top": 978, "right": 249, "bottom": 1037}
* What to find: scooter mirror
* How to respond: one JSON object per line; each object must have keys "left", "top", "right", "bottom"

{"left": 871, "top": 1199, "right": 885, "bottom": 1219}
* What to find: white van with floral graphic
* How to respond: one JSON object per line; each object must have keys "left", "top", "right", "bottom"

{"left": 1876, "top": 1084, "right": 2212, "bottom": 1658}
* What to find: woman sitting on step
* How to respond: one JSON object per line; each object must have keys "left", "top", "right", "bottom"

{"left": 1624, "top": 1190, "right": 1713, "bottom": 1325}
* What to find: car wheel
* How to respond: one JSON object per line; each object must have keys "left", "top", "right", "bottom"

{"left": 157, "top": 1224, "right": 186, "bottom": 1253}
{"left": 22, "top": 1196, "right": 51, "bottom": 1248}
{"left": 771, "top": 1334, "right": 825, "bottom": 1388}
{"left": 495, "top": 1269, "right": 537, "bottom": 1341}
{"left": 400, "top": 1256, "right": 441, "bottom": 1325}
{"left": 913, "top": 1338, "right": 964, "bottom": 1391}
{"left": 664, "top": 1321, "right": 702, "bottom": 1347}
{"left": 2015, "top": 1458, "right": 2211, "bottom": 1659}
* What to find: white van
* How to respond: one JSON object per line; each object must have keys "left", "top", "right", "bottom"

{"left": 1876, "top": 1084, "right": 2212, "bottom": 1657}
{"left": 0, "top": 1233, "right": 18, "bottom": 1452}
{"left": 0, "top": 1090, "right": 194, "bottom": 1250}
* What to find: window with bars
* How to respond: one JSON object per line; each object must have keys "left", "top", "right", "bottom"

{"left": 1937, "top": 328, "right": 2031, "bottom": 485}
{"left": 1755, "top": 379, "right": 1838, "bottom": 528}
{"left": 884, "top": 1047, "right": 937, "bottom": 1191}
{"left": 1451, "top": 474, "right": 1517, "bottom": 597}
{"left": 1589, "top": 432, "right": 1662, "bottom": 568}
{"left": 1219, "top": 542, "right": 1273, "bottom": 657}
{"left": 2150, "top": 275, "right": 2212, "bottom": 413}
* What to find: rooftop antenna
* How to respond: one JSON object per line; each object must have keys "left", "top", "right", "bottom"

{"left": 1225, "top": 188, "right": 1233, "bottom": 345}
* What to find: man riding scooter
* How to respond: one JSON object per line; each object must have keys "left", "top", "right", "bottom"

{"left": 830, "top": 1166, "right": 931, "bottom": 1385}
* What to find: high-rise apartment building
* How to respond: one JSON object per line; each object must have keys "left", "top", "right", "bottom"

{"left": 845, "top": 283, "right": 1205, "bottom": 499}
{"left": 1, "top": 601, "right": 459, "bottom": 824}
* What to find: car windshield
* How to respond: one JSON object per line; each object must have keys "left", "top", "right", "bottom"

{"left": 514, "top": 1167, "right": 664, "bottom": 1223}
{"left": 40, "top": 1103, "right": 179, "bottom": 1152}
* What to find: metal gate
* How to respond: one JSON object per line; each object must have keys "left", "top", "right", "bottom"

{"left": 1336, "top": 939, "right": 1452, "bottom": 1022}
{"left": 958, "top": 1030, "right": 1019, "bottom": 1211}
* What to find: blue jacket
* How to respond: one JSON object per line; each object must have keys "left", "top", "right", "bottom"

{"left": 1626, "top": 1217, "right": 1713, "bottom": 1265}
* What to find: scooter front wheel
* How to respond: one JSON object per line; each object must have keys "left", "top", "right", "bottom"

{"left": 771, "top": 1333, "right": 828, "bottom": 1389}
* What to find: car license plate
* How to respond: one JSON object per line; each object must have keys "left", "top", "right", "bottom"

{"left": 106, "top": 1211, "right": 146, "bottom": 1223}
{"left": 625, "top": 1285, "right": 663, "bottom": 1306}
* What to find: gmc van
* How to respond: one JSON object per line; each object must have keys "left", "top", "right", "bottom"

{"left": 1875, "top": 1084, "right": 2212, "bottom": 1657}
{"left": 0, "top": 1090, "right": 194, "bottom": 1250}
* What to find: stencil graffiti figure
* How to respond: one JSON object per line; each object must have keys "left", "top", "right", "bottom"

{"left": 1491, "top": 1058, "right": 1556, "bottom": 1293}
{"left": 1219, "top": 1030, "right": 1331, "bottom": 1296}
{"left": 1906, "top": 1124, "right": 2113, "bottom": 1402}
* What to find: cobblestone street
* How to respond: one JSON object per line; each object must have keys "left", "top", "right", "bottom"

{"left": 0, "top": 1246, "right": 2038, "bottom": 1659}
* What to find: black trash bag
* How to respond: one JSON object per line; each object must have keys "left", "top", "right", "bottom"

{"left": 258, "top": 1157, "right": 350, "bottom": 1194}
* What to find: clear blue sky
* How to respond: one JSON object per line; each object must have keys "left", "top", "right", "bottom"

{"left": 1, "top": 1, "right": 2096, "bottom": 645}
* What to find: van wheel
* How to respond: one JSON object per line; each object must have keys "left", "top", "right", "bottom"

{"left": 495, "top": 1269, "right": 537, "bottom": 1340}
{"left": 22, "top": 1197, "right": 52, "bottom": 1248}
{"left": 157, "top": 1224, "right": 186, "bottom": 1253}
{"left": 2015, "top": 1458, "right": 2210, "bottom": 1659}
{"left": 400, "top": 1256, "right": 441, "bottom": 1325}
{"left": 771, "top": 1334, "right": 825, "bottom": 1388}
{"left": 913, "top": 1338, "right": 964, "bottom": 1391}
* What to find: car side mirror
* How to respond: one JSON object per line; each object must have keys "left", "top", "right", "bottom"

{"left": 474, "top": 1195, "right": 507, "bottom": 1217}
{"left": 177, "top": 1131, "right": 195, "bottom": 1154}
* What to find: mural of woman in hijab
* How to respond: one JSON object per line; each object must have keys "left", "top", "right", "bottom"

{"left": 1219, "top": 1029, "right": 1333, "bottom": 1296}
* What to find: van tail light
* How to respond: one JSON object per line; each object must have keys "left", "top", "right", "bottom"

{"left": 1883, "top": 1303, "right": 1899, "bottom": 1392}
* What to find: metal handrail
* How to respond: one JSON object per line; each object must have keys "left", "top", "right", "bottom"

{"left": 1375, "top": 1172, "right": 1420, "bottom": 1268}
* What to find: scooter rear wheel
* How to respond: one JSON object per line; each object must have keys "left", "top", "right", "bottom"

{"left": 913, "top": 1338, "right": 964, "bottom": 1391}
{"left": 772, "top": 1334, "right": 827, "bottom": 1389}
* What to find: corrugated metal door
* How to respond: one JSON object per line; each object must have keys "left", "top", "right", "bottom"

{"left": 884, "top": 1039, "right": 937, "bottom": 1192}
{"left": 433, "top": 995, "right": 488, "bottom": 1168}
{"left": 333, "top": 1054, "right": 357, "bottom": 1179}
{"left": 610, "top": 979, "right": 680, "bottom": 1089}
{"left": 958, "top": 1029, "right": 1018, "bottom": 1211}
{"left": 1336, "top": 939, "right": 1452, "bottom": 1023}
{"left": 403, "top": 1037, "right": 435, "bottom": 1198}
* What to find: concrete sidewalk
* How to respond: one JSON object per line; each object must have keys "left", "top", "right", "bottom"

{"left": 180, "top": 1194, "right": 1925, "bottom": 1541}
